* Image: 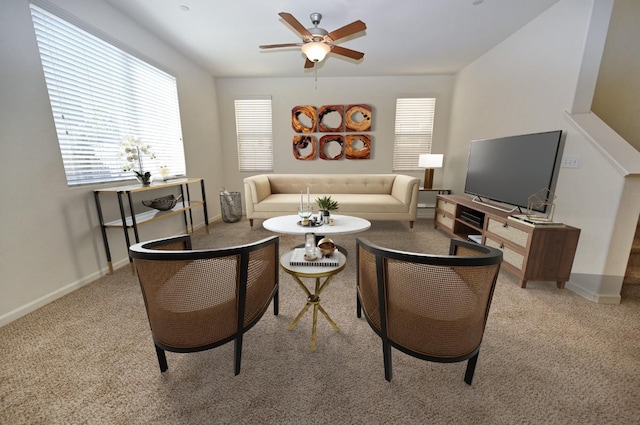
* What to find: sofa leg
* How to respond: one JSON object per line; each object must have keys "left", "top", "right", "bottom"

{"left": 409, "top": 221, "right": 414, "bottom": 229}
{"left": 249, "top": 219, "right": 253, "bottom": 227}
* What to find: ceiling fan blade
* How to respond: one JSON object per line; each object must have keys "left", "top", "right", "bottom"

{"left": 330, "top": 45, "right": 365, "bottom": 60}
{"left": 304, "top": 58, "right": 315, "bottom": 69}
{"left": 327, "top": 20, "right": 366, "bottom": 42}
{"left": 279, "top": 12, "right": 312, "bottom": 38}
{"left": 259, "top": 43, "right": 302, "bottom": 49}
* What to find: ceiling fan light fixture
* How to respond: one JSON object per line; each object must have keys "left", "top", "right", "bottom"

{"left": 301, "top": 42, "right": 331, "bottom": 62}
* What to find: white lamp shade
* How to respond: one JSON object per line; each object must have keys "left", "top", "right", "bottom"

{"left": 301, "top": 42, "right": 331, "bottom": 62}
{"left": 418, "top": 153, "right": 444, "bottom": 168}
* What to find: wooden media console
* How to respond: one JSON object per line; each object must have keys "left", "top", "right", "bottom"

{"left": 434, "top": 194, "right": 580, "bottom": 289}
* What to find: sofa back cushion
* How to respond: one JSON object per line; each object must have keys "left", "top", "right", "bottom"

{"left": 267, "top": 174, "right": 397, "bottom": 195}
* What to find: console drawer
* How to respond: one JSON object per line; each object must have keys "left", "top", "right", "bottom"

{"left": 435, "top": 212, "right": 454, "bottom": 231}
{"left": 485, "top": 237, "right": 524, "bottom": 270}
{"left": 436, "top": 198, "right": 456, "bottom": 215}
{"left": 486, "top": 218, "right": 529, "bottom": 248}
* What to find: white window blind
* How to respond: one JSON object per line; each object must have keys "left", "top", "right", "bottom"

{"left": 392, "top": 97, "right": 436, "bottom": 171}
{"left": 29, "top": 3, "right": 186, "bottom": 186}
{"left": 234, "top": 98, "right": 273, "bottom": 172}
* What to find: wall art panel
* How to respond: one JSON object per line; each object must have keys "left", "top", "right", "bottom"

{"left": 345, "top": 134, "right": 371, "bottom": 159}
{"left": 292, "top": 135, "right": 317, "bottom": 160}
{"left": 292, "top": 105, "right": 316, "bottom": 133}
{"left": 317, "top": 105, "right": 344, "bottom": 132}
{"left": 319, "top": 135, "right": 345, "bottom": 160}
{"left": 345, "top": 104, "right": 372, "bottom": 131}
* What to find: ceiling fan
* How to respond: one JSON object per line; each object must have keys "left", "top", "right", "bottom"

{"left": 259, "top": 12, "right": 367, "bottom": 69}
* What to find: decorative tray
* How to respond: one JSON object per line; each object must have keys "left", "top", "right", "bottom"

{"left": 296, "top": 220, "right": 324, "bottom": 227}
{"left": 142, "top": 194, "right": 182, "bottom": 211}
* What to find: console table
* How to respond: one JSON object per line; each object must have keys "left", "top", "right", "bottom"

{"left": 417, "top": 187, "right": 451, "bottom": 212}
{"left": 94, "top": 178, "right": 209, "bottom": 273}
{"left": 434, "top": 194, "right": 580, "bottom": 289}
{"left": 419, "top": 188, "right": 451, "bottom": 194}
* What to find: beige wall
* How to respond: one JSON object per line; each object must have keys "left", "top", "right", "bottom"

{"left": 0, "top": 0, "right": 223, "bottom": 325}
{"left": 447, "top": 0, "right": 640, "bottom": 302}
{"left": 215, "top": 76, "right": 454, "bottom": 196}
{"left": 592, "top": 0, "right": 640, "bottom": 151}
{"left": 2, "top": 0, "right": 638, "bottom": 325}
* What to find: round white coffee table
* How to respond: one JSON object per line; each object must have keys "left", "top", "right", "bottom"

{"left": 263, "top": 214, "right": 371, "bottom": 235}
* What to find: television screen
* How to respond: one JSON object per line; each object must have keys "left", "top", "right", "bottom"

{"left": 464, "top": 130, "right": 563, "bottom": 213}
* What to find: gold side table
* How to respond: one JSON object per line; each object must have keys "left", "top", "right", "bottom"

{"left": 280, "top": 249, "right": 347, "bottom": 350}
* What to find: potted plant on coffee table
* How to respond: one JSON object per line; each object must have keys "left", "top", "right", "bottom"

{"left": 315, "top": 195, "right": 339, "bottom": 222}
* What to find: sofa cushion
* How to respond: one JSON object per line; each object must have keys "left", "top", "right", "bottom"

{"left": 267, "top": 174, "right": 397, "bottom": 195}
{"left": 253, "top": 194, "right": 409, "bottom": 214}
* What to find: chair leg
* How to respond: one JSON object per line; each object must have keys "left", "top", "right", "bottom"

{"left": 464, "top": 351, "right": 479, "bottom": 385}
{"left": 356, "top": 294, "right": 362, "bottom": 318}
{"left": 383, "top": 340, "right": 393, "bottom": 382}
{"left": 234, "top": 335, "right": 243, "bottom": 375}
{"left": 155, "top": 345, "right": 168, "bottom": 372}
{"left": 273, "top": 290, "right": 279, "bottom": 316}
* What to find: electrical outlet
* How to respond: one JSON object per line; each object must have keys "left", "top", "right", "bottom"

{"left": 561, "top": 155, "right": 580, "bottom": 168}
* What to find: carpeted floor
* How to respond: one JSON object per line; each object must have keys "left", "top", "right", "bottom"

{"left": 1, "top": 218, "right": 639, "bottom": 424}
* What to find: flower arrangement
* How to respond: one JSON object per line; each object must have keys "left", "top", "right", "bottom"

{"left": 120, "top": 136, "right": 156, "bottom": 185}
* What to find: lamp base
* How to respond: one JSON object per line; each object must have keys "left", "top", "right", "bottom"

{"left": 423, "top": 168, "right": 434, "bottom": 189}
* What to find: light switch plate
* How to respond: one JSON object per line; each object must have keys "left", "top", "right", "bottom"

{"left": 561, "top": 155, "right": 580, "bottom": 168}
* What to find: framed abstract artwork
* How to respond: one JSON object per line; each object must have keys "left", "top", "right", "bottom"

{"left": 290, "top": 103, "right": 372, "bottom": 160}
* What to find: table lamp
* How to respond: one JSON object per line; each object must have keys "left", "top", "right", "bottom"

{"left": 418, "top": 154, "right": 443, "bottom": 189}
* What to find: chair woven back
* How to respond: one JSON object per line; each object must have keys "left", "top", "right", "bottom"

{"left": 357, "top": 238, "right": 502, "bottom": 361}
{"left": 131, "top": 235, "right": 278, "bottom": 353}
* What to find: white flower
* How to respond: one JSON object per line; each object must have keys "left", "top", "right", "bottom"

{"left": 120, "top": 135, "right": 156, "bottom": 177}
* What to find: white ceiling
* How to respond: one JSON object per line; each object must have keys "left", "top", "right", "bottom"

{"left": 102, "top": 0, "right": 561, "bottom": 78}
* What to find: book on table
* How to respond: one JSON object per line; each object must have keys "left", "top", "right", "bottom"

{"left": 289, "top": 248, "right": 339, "bottom": 267}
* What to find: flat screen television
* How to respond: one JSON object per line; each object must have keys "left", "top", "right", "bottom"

{"left": 464, "top": 130, "right": 563, "bottom": 213}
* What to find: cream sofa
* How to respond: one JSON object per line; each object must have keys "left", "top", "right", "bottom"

{"left": 243, "top": 174, "right": 420, "bottom": 228}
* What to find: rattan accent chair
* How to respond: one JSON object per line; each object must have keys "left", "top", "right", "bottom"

{"left": 129, "top": 235, "right": 279, "bottom": 375}
{"left": 356, "top": 237, "right": 503, "bottom": 384}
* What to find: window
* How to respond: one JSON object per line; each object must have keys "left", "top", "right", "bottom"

{"left": 30, "top": 3, "right": 186, "bottom": 186}
{"left": 234, "top": 98, "right": 273, "bottom": 172}
{"left": 392, "top": 97, "right": 436, "bottom": 171}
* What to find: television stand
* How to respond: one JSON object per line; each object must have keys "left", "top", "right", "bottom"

{"left": 434, "top": 194, "right": 580, "bottom": 289}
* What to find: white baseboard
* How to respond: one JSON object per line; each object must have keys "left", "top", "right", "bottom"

{"left": 566, "top": 273, "right": 624, "bottom": 304}
{"left": 0, "top": 217, "right": 222, "bottom": 328}
{"left": 566, "top": 282, "right": 622, "bottom": 304}
{"left": 0, "top": 267, "right": 108, "bottom": 327}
